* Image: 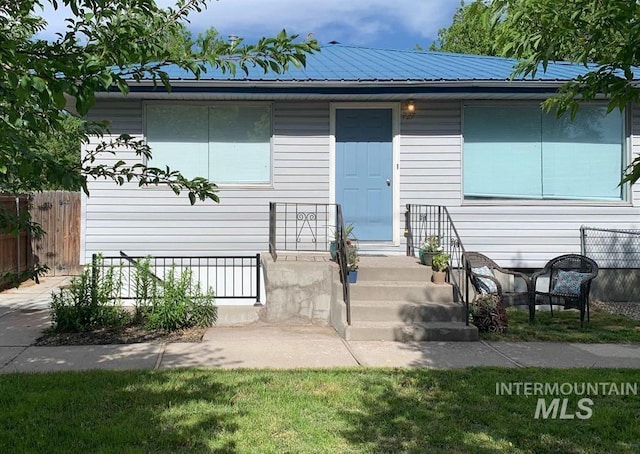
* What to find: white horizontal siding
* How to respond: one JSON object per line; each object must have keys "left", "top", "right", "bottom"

{"left": 85, "top": 99, "right": 143, "bottom": 134}
{"left": 400, "top": 101, "right": 462, "bottom": 207}
{"left": 82, "top": 100, "right": 330, "bottom": 262}
{"left": 83, "top": 98, "right": 640, "bottom": 270}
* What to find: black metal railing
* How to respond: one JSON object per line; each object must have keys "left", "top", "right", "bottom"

{"left": 405, "top": 204, "right": 468, "bottom": 324}
{"left": 335, "top": 204, "right": 351, "bottom": 325}
{"left": 269, "top": 202, "right": 336, "bottom": 261}
{"left": 94, "top": 252, "right": 261, "bottom": 304}
{"left": 269, "top": 202, "right": 277, "bottom": 262}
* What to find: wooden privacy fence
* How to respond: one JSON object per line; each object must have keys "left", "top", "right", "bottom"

{"left": 0, "top": 195, "right": 32, "bottom": 281}
{"left": 31, "top": 191, "right": 82, "bottom": 276}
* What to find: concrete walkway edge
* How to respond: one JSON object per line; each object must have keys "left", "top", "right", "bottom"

{"left": 2, "top": 277, "right": 640, "bottom": 373}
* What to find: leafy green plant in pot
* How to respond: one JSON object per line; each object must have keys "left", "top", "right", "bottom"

{"left": 419, "top": 235, "right": 442, "bottom": 266}
{"left": 347, "top": 244, "right": 359, "bottom": 283}
{"left": 330, "top": 223, "right": 355, "bottom": 261}
{"left": 431, "top": 252, "right": 449, "bottom": 284}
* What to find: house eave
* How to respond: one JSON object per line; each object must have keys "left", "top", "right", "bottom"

{"left": 96, "top": 79, "right": 569, "bottom": 100}
{"left": 123, "top": 79, "right": 567, "bottom": 90}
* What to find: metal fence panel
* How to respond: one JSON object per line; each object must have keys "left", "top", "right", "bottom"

{"left": 97, "top": 253, "right": 261, "bottom": 304}
{"left": 581, "top": 226, "right": 640, "bottom": 268}
{"left": 581, "top": 226, "right": 640, "bottom": 302}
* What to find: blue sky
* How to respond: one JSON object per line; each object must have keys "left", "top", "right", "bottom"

{"left": 38, "top": 0, "right": 464, "bottom": 50}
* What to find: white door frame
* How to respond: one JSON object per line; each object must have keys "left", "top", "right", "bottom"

{"left": 329, "top": 102, "right": 401, "bottom": 245}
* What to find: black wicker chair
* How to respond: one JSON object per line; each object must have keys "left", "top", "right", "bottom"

{"left": 463, "top": 252, "right": 535, "bottom": 321}
{"left": 531, "top": 254, "right": 598, "bottom": 327}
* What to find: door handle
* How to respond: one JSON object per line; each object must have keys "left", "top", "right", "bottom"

{"left": 386, "top": 179, "right": 391, "bottom": 186}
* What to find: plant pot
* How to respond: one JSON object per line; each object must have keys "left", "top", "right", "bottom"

{"left": 431, "top": 270, "right": 446, "bottom": 284}
{"left": 348, "top": 270, "right": 358, "bottom": 283}
{"left": 329, "top": 241, "right": 338, "bottom": 261}
{"left": 419, "top": 250, "right": 436, "bottom": 266}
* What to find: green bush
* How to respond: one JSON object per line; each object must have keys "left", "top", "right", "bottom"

{"left": 50, "top": 256, "right": 130, "bottom": 332}
{"left": 133, "top": 256, "right": 159, "bottom": 324}
{"left": 49, "top": 254, "right": 217, "bottom": 334}
{"left": 144, "top": 266, "right": 217, "bottom": 331}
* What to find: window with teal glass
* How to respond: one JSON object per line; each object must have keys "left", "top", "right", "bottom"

{"left": 145, "top": 105, "right": 208, "bottom": 180}
{"left": 146, "top": 103, "right": 272, "bottom": 184}
{"left": 463, "top": 104, "right": 625, "bottom": 201}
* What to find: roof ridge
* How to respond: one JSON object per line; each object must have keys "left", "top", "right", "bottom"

{"left": 319, "top": 43, "right": 420, "bottom": 53}
{"left": 320, "top": 43, "right": 509, "bottom": 59}
{"left": 320, "top": 43, "right": 592, "bottom": 68}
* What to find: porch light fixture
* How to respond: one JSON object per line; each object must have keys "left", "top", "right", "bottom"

{"left": 402, "top": 100, "right": 416, "bottom": 120}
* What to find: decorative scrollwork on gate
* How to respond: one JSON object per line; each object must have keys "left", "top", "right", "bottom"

{"left": 296, "top": 211, "right": 318, "bottom": 243}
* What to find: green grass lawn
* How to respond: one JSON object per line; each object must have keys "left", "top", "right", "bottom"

{"left": 481, "top": 307, "right": 640, "bottom": 343}
{"left": 1, "top": 368, "right": 639, "bottom": 453}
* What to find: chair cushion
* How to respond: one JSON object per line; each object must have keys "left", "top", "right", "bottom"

{"left": 552, "top": 270, "right": 590, "bottom": 296}
{"left": 472, "top": 266, "right": 498, "bottom": 294}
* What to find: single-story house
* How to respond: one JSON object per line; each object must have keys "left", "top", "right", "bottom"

{"left": 81, "top": 44, "right": 640, "bottom": 276}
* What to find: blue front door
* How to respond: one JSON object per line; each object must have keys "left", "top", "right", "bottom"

{"left": 336, "top": 109, "right": 393, "bottom": 241}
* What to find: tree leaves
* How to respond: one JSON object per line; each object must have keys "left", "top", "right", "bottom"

{"left": 1, "top": 0, "right": 318, "bottom": 199}
{"left": 428, "top": 0, "right": 497, "bottom": 55}
{"left": 481, "top": 0, "right": 640, "bottom": 184}
{"left": 0, "top": 0, "right": 316, "bottom": 277}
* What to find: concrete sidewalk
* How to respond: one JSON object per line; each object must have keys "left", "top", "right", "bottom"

{"left": 2, "top": 278, "right": 640, "bottom": 373}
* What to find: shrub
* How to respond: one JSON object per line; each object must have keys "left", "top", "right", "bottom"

{"left": 133, "top": 256, "right": 159, "bottom": 324}
{"left": 49, "top": 256, "right": 130, "bottom": 332}
{"left": 49, "top": 254, "right": 217, "bottom": 334}
{"left": 470, "top": 294, "right": 508, "bottom": 333}
{"left": 143, "top": 265, "right": 217, "bottom": 331}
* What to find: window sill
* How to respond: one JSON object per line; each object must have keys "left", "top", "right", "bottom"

{"left": 462, "top": 199, "right": 632, "bottom": 207}
{"left": 217, "top": 183, "right": 274, "bottom": 190}
{"left": 139, "top": 183, "right": 275, "bottom": 191}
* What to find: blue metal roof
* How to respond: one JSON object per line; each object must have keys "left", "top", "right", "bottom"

{"left": 156, "top": 44, "right": 607, "bottom": 83}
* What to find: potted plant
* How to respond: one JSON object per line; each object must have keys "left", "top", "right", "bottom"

{"left": 470, "top": 294, "right": 508, "bottom": 333}
{"left": 347, "top": 244, "right": 359, "bottom": 283}
{"left": 330, "top": 223, "right": 355, "bottom": 261}
{"left": 431, "top": 252, "right": 449, "bottom": 284}
{"left": 419, "top": 235, "right": 442, "bottom": 266}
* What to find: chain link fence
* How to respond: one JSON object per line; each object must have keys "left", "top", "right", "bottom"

{"left": 581, "top": 226, "right": 640, "bottom": 302}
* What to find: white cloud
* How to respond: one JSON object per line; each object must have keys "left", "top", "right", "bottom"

{"left": 184, "top": 0, "right": 459, "bottom": 43}
{"left": 39, "top": 0, "right": 461, "bottom": 48}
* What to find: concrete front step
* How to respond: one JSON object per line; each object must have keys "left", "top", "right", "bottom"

{"left": 345, "top": 321, "right": 479, "bottom": 342}
{"left": 349, "top": 281, "right": 454, "bottom": 303}
{"left": 330, "top": 255, "right": 474, "bottom": 342}
{"left": 356, "top": 255, "right": 433, "bottom": 282}
{"left": 356, "top": 265, "right": 432, "bottom": 282}
{"left": 350, "top": 299, "right": 466, "bottom": 323}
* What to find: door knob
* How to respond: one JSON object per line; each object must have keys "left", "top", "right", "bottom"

{"left": 386, "top": 179, "right": 391, "bottom": 186}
